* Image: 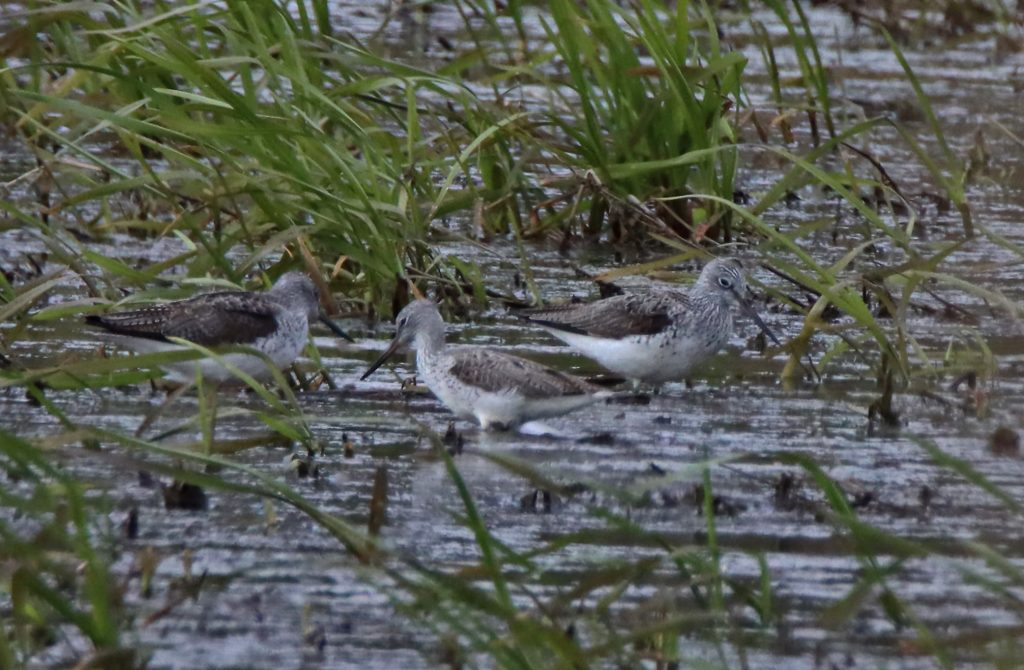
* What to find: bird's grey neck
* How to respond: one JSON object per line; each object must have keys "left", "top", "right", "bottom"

{"left": 270, "top": 286, "right": 314, "bottom": 313}
{"left": 413, "top": 322, "right": 446, "bottom": 355}
{"left": 691, "top": 286, "right": 730, "bottom": 311}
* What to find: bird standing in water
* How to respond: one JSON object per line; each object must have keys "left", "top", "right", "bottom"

{"left": 518, "top": 258, "right": 778, "bottom": 386}
{"left": 86, "top": 271, "right": 352, "bottom": 383}
{"left": 361, "top": 300, "right": 610, "bottom": 431}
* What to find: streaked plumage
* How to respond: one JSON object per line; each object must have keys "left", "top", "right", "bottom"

{"left": 519, "top": 258, "right": 776, "bottom": 385}
{"left": 361, "top": 300, "right": 609, "bottom": 431}
{"left": 86, "top": 272, "right": 352, "bottom": 382}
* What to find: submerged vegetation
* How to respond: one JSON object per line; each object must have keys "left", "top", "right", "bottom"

{"left": 2, "top": 0, "right": 1024, "bottom": 667}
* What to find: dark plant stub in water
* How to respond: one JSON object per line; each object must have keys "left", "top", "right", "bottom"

{"left": 161, "top": 481, "right": 208, "bottom": 511}
{"left": 990, "top": 426, "right": 1020, "bottom": 457}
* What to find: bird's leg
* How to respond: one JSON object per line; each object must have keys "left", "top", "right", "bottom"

{"left": 286, "top": 365, "right": 305, "bottom": 393}
{"left": 629, "top": 379, "right": 653, "bottom": 403}
{"left": 399, "top": 375, "right": 420, "bottom": 393}
{"left": 443, "top": 422, "right": 465, "bottom": 456}
{"left": 135, "top": 380, "right": 195, "bottom": 437}
{"left": 197, "top": 374, "right": 218, "bottom": 454}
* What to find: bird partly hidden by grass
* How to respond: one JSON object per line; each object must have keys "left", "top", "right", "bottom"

{"left": 85, "top": 271, "right": 352, "bottom": 384}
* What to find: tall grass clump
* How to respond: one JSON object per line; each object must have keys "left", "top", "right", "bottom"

{"left": 762, "top": 0, "right": 836, "bottom": 145}
{"left": 0, "top": 0, "right": 490, "bottom": 309}
{"left": 531, "top": 0, "right": 744, "bottom": 240}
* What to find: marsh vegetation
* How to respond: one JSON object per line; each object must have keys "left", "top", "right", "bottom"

{"left": 2, "top": 0, "right": 1024, "bottom": 668}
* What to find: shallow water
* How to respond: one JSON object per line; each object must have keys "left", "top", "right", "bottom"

{"left": 3, "top": 2, "right": 1024, "bottom": 669}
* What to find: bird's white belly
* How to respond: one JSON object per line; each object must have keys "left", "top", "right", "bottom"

{"left": 549, "top": 329, "right": 724, "bottom": 384}
{"left": 419, "top": 360, "right": 497, "bottom": 423}
{"left": 468, "top": 389, "right": 526, "bottom": 428}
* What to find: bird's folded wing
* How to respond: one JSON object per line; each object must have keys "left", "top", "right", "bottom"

{"left": 519, "top": 292, "right": 685, "bottom": 338}
{"left": 86, "top": 292, "right": 280, "bottom": 346}
{"left": 448, "top": 349, "right": 598, "bottom": 398}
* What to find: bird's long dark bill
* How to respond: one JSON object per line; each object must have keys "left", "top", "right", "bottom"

{"left": 360, "top": 337, "right": 403, "bottom": 381}
{"left": 733, "top": 290, "right": 782, "bottom": 346}
{"left": 318, "top": 313, "right": 354, "bottom": 342}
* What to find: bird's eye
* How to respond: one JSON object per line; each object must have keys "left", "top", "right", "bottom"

{"left": 717, "top": 276, "right": 733, "bottom": 289}
{"left": 397, "top": 317, "right": 407, "bottom": 328}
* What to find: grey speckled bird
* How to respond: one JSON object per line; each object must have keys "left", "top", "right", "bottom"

{"left": 86, "top": 272, "right": 352, "bottom": 382}
{"left": 518, "top": 258, "right": 778, "bottom": 385}
{"left": 360, "top": 300, "right": 610, "bottom": 431}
